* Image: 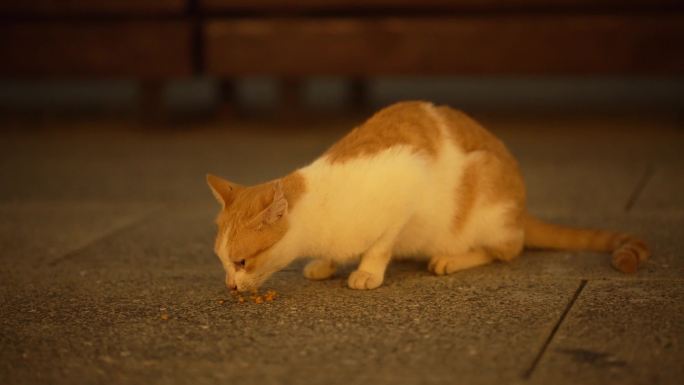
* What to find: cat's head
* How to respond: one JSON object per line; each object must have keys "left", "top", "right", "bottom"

{"left": 206, "top": 174, "right": 293, "bottom": 292}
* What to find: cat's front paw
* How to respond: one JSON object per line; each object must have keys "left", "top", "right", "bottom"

{"left": 303, "top": 259, "right": 336, "bottom": 280}
{"left": 347, "top": 270, "right": 383, "bottom": 290}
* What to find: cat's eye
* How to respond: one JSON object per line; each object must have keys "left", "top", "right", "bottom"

{"left": 234, "top": 259, "right": 246, "bottom": 269}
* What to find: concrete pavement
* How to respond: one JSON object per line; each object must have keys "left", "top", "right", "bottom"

{"left": 1, "top": 112, "right": 682, "bottom": 385}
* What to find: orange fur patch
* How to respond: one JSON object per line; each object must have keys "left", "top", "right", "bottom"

{"left": 452, "top": 160, "right": 479, "bottom": 234}
{"left": 324, "top": 101, "right": 441, "bottom": 163}
{"left": 438, "top": 106, "right": 526, "bottom": 258}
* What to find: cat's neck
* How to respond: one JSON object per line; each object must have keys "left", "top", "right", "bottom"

{"left": 281, "top": 171, "right": 307, "bottom": 208}
{"left": 264, "top": 171, "right": 310, "bottom": 265}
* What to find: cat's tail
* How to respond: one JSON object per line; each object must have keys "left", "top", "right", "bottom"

{"left": 523, "top": 214, "right": 649, "bottom": 273}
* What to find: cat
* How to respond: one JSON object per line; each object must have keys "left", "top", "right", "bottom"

{"left": 207, "top": 101, "right": 650, "bottom": 292}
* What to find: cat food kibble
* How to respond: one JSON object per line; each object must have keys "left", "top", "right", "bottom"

{"left": 264, "top": 290, "right": 277, "bottom": 301}
{"left": 232, "top": 289, "right": 277, "bottom": 304}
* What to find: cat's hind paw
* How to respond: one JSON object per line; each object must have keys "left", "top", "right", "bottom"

{"left": 428, "top": 256, "right": 463, "bottom": 275}
{"left": 303, "top": 259, "right": 336, "bottom": 280}
{"left": 428, "top": 251, "right": 493, "bottom": 275}
{"left": 347, "top": 270, "right": 383, "bottom": 290}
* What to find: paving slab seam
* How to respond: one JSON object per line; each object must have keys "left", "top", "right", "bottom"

{"left": 517, "top": 275, "right": 684, "bottom": 283}
{"left": 623, "top": 164, "right": 654, "bottom": 212}
{"left": 46, "top": 207, "right": 162, "bottom": 267}
{"left": 522, "top": 279, "right": 588, "bottom": 380}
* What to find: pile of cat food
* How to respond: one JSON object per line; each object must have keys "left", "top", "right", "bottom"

{"left": 222, "top": 289, "right": 277, "bottom": 304}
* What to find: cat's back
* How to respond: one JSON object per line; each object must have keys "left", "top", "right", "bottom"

{"left": 323, "top": 101, "right": 443, "bottom": 164}
{"left": 323, "top": 101, "right": 514, "bottom": 165}
{"left": 436, "top": 105, "right": 517, "bottom": 164}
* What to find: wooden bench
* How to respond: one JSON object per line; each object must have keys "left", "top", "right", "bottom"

{"left": 1, "top": 0, "right": 683, "bottom": 111}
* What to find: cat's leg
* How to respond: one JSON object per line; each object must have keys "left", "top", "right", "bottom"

{"left": 484, "top": 234, "right": 524, "bottom": 262}
{"left": 348, "top": 234, "right": 397, "bottom": 290}
{"left": 428, "top": 250, "right": 493, "bottom": 275}
{"left": 429, "top": 225, "right": 524, "bottom": 275}
{"left": 303, "top": 259, "right": 337, "bottom": 280}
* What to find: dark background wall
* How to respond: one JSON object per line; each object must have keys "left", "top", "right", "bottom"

{"left": 1, "top": 0, "right": 683, "bottom": 117}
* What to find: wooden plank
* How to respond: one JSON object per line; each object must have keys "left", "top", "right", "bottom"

{"left": 200, "top": 0, "right": 683, "bottom": 12}
{"left": 0, "top": 21, "right": 193, "bottom": 78}
{"left": 204, "top": 15, "right": 684, "bottom": 76}
{"left": 0, "top": 1, "right": 186, "bottom": 15}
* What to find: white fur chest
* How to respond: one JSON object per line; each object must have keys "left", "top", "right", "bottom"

{"left": 283, "top": 135, "right": 474, "bottom": 262}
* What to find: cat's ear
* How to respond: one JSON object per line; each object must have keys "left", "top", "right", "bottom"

{"left": 262, "top": 180, "right": 288, "bottom": 225}
{"left": 206, "top": 174, "right": 238, "bottom": 209}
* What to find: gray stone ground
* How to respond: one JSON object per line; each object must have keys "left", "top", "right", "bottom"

{"left": 1, "top": 112, "right": 683, "bottom": 385}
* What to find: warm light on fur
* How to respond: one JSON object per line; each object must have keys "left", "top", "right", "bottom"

{"left": 208, "top": 101, "right": 650, "bottom": 292}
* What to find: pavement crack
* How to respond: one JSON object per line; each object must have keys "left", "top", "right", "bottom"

{"left": 522, "top": 279, "right": 587, "bottom": 380}
{"left": 624, "top": 164, "right": 654, "bottom": 212}
{"left": 47, "top": 209, "right": 159, "bottom": 267}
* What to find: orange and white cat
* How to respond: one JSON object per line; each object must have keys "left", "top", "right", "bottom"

{"left": 207, "top": 101, "right": 649, "bottom": 292}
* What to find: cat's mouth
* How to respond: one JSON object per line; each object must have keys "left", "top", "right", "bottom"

{"left": 234, "top": 271, "right": 269, "bottom": 293}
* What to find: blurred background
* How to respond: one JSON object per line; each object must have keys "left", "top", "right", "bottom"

{"left": 1, "top": 0, "right": 683, "bottom": 120}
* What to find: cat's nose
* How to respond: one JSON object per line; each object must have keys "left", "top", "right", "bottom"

{"left": 225, "top": 274, "right": 237, "bottom": 290}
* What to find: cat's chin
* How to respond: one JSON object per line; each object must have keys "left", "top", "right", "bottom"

{"left": 234, "top": 271, "right": 272, "bottom": 293}
{"left": 236, "top": 253, "right": 297, "bottom": 292}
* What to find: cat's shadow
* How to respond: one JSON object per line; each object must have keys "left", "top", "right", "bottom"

{"left": 279, "top": 256, "right": 523, "bottom": 294}
{"left": 284, "top": 258, "right": 426, "bottom": 273}
{"left": 282, "top": 258, "right": 431, "bottom": 288}
{"left": 387, "top": 259, "right": 430, "bottom": 275}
